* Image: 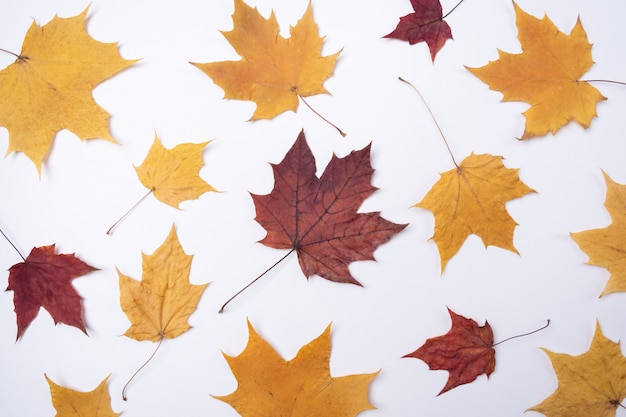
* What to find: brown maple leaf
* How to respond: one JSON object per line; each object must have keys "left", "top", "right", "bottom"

{"left": 571, "top": 172, "right": 626, "bottom": 297}
{"left": 404, "top": 308, "right": 495, "bottom": 394}
{"left": 191, "top": 0, "right": 341, "bottom": 121}
{"left": 384, "top": 0, "right": 454, "bottom": 62}
{"left": 252, "top": 130, "right": 407, "bottom": 285}
{"left": 214, "top": 320, "right": 377, "bottom": 417}
{"left": 6, "top": 244, "right": 97, "bottom": 340}
{"left": 528, "top": 321, "right": 626, "bottom": 417}
{"left": 46, "top": 374, "right": 120, "bottom": 417}
{"left": 466, "top": 2, "right": 605, "bottom": 139}
{"left": 0, "top": 7, "right": 138, "bottom": 173}
{"left": 415, "top": 152, "right": 535, "bottom": 273}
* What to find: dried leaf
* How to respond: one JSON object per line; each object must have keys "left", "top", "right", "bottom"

{"left": 466, "top": 2, "right": 605, "bottom": 139}
{"left": 214, "top": 320, "right": 377, "bottom": 417}
{"left": 46, "top": 375, "right": 120, "bottom": 417}
{"left": 191, "top": 0, "right": 341, "bottom": 120}
{"left": 0, "top": 7, "right": 137, "bottom": 173}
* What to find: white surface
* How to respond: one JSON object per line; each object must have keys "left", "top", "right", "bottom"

{"left": 1, "top": 0, "right": 626, "bottom": 416}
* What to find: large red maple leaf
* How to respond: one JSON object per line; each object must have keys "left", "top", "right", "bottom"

{"left": 252, "top": 130, "right": 406, "bottom": 285}
{"left": 6, "top": 244, "right": 97, "bottom": 339}
{"left": 404, "top": 308, "right": 495, "bottom": 394}
{"left": 384, "top": 0, "right": 453, "bottom": 62}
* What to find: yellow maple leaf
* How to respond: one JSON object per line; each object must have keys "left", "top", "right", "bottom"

{"left": 466, "top": 2, "right": 606, "bottom": 139}
{"left": 214, "top": 320, "right": 378, "bottom": 417}
{"left": 46, "top": 374, "right": 120, "bottom": 417}
{"left": 191, "top": 0, "right": 341, "bottom": 120}
{"left": 117, "top": 225, "right": 208, "bottom": 342}
{"left": 415, "top": 153, "right": 535, "bottom": 273}
{"left": 571, "top": 172, "right": 626, "bottom": 297}
{"left": 528, "top": 322, "right": 626, "bottom": 417}
{"left": 0, "top": 7, "right": 138, "bottom": 173}
{"left": 135, "top": 134, "right": 218, "bottom": 208}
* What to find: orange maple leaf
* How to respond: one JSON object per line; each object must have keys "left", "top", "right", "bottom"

{"left": 415, "top": 153, "right": 535, "bottom": 272}
{"left": 466, "top": 2, "right": 606, "bottom": 139}
{"left": 214, "top": 320, "right": 378, "bottom": 417}
{"left": 191, "top": 0, "right": 341, "bottom": 120}
{"left": 0, "top": 7, "right": 137, "bottom": 173}
{"left": 528, "top": 322, "right": 626, "bottom": 417}
{"left": 46, "top": 374, "right": 120, "bottom": 417}
{"left": 571, "top": 172, "right": 626, "bottom": 297}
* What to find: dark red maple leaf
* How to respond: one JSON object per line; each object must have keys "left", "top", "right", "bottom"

{"left": 384, "top": 0, "right": 454, "bottom": 61}
{"left": 6, "top": 244, "right": 97, "bottom": 339}
{"left": 404, "top": 308, "right": 495, "bottom": 394}
{"left": 251, "top": 130, "right": 407, "bottom": 285}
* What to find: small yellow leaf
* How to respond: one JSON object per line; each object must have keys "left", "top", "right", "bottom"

{"left": 118, "top": 225, "right": 208, "bottom": 342}
{"left": 528, "top": 322, "right": 626, "bottom": 417}
{"left": 46, "top": 374, "right": 120, "bottom": 417}
{"left": 415, "top": 153, "right": 535, "bottom": 272}
{"left": 134, "top": 134, "right": 218, "bottom": 208}
{"left": 571, "top": 172, "right": 626, "bottom": 297}
{"left": 0, "top": 7, "right": 138, "bottom": 173}
{"left": 467, "top": 2, "right": 606, "bottom": 139}
{"left": 191, "top": 0, "right": 341, "bottom": 120}
{"left": 214, "top": 320, "right": 378, "bottom": 417}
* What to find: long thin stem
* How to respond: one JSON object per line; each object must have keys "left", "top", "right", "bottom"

{"left": 0, "top": 227, "right": 25, "bottom": 261}
{"left": 122, "top": 336, "right": 164, "bottom": 401}
{"left": 398, "top": 76, "right": 459, "bottom": 168}
{"left": 492, "top": 319, "right": 550, "bottom": 347}
{"left": 106, "top": 188, "right": 154, "bottom": 235}
{"left": 442, "top": 0, "right": 466, "bottom": 19}
{"left": 0, "top": 48, "right": 20, "bottom": 58}
{"left": 582, "top": 79, "right": 626, "bottom": 87}
{"left": 219, "top": 248, "right": 295, "bottom": 313}
{"left": 298, "top": 95, "right": 347, "bottom": 137}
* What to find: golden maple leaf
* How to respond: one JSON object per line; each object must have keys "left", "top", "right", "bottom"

{"left": 117, "top": 225, "right": 208, "bottom": 342}
{"left": 466, "top": 2, "right": 606, "bottom": 139}
{"left": 191, "top": 0, "right": 341, "bottom": 120}
{"left": 214, "top": 320, "right": 378, "bottom": 417}
{"left": 46, "top": 374, "right": 120, "bottom": 417}
{"left": 571, "top": 172, "right": 626, "bottom": 297}
{"left": 134, "top": 134, "right": 218, "bottom": 208}
{"left": 528, "top": 322, "right": 626, "bottom": 417}
{"left": 415, "top": 153, "right": 535, "bottom": 272}
{"left": 0, "top": 7, "right": 137, "bottom": 173}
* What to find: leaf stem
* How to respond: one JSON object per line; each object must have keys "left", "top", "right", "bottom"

{"left": 0, "top": 48, "right": 20, "bottom": 58}
{"left": 398, "top": 76, "right": 459, "bottom": 168}
{"left": 106, "top": 188, "right": 154, "bottom": 235}
{"left": 442, "top": 0, "right": 467, "bottom": 19}
{"left": 298, "top": 95, "right": 346, "bottom": 137}
{"left": 492, "top": 319, "right": 550, "bottom": 347}
{"left": 582, "top": 79, "right": 626, "bottom": 87}
{"left": 122, "top": 336, "right": 164, "bottom": 401}
{"left": 219, "top": 248, "right": 295, "bottom": 313}
{"left": 0, "top": 226, "right": 25, "bottom": 261}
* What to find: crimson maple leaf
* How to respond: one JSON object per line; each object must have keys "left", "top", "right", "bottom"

{"left": 252, "top": 130, "right": 407, "bottom": 285}
{"left": 404, "top": 308, "right": 495, "bottom": 394}
{"left": 384, "top": 0, "right": 453, "bottom": 61}
{"left": 6, "top": 244, "right": 97, "bottom": 339}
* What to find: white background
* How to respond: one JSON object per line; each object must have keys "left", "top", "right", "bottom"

{"left": 1, "top": 0, "right": 626, "bottom": 416}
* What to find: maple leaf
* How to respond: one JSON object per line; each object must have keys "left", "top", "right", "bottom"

{"left": 415, "top": 152, "right": 535, "bottom": 273}
{"left": 6, "top": 244, "right": 97, "bottom": 340}
{"left": 384, "top": 0, "right": 453, "bottom": 62}
{"left": 214, "top": 320, "right": 377, "bottom": 417}
{"left": 571, "top": 172, "right": 626, "bottom": 297}
{"left": 404, "top": 308, "right": 495, "bottom": 394}
{"left": 191, "top": 0, "right": 341, "bottom": 120}
{"left": 134, "top": 134, "right": 218, "bottom": 208}
{"left": 252, "top": 130, "right": 407, "bottom": 285}
{"left": 46, "top": 374, "right": 120, "bottom": 417}
{"left": 466, "top": 2, "right": 606, "bottom": 139}
{"left": 0, "top": 7, "right": 138, "bottom": 173}
{"left": 528, "top": 322, "right": 626, "bottom": 417}
{"left": 117, "top": 225, "right": 208, "bottom": 342}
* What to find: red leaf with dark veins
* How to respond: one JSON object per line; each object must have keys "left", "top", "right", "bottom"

{"left": 404, "top": 308, "right": 495, "bottom": 394}
{"left": 6, "top": 244, "right": 97, "bottom": 339}
{"left": 252, "top": 130, "right": 407, "bottom": 285}
{"left": 384, "top": 0, "right": 453, "bottom": 62}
